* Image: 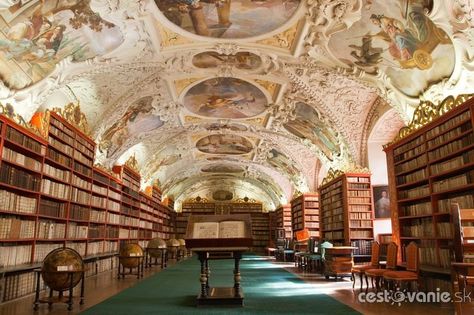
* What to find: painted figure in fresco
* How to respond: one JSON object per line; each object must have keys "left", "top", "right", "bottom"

{"left": 100, "top": 97, "right": 163, "bottom": 157}
{"left": 197, "top": 135, "right": 252, "bottom": 155}
{"left": 366, "top": 0, "right": 450, "bottom": 70}
{"left": 349, "top": 34, "right": 383, "bottom": 67}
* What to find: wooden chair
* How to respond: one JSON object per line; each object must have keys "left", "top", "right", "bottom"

{"left": 351, "top": 241, "right": 380, "bottom": 290}
{"left": 365, "top": 242, "right": 398, "bottom": 292}
{"left": 308, "top": 241, "right": 333, "bottom": 273}
{"left": 293, "top": 229, "right": 310, "bottom": 267}
{"left": 383, "top": 242, "right": 419, "bottom": 291}
{"left": 451, "top": 204, "right": 474, "bottom": 315}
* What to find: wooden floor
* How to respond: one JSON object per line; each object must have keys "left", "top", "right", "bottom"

{"left": 0, "top": 257, "right": 468, "bottom": 315}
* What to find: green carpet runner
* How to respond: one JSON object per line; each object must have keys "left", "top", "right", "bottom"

{"left": 81, "top": 256, "right": 360, "bottom": 314}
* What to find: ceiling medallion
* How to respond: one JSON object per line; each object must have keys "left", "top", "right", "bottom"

{"left": 385, "top": 94, "right": 474, "bottom": 148}
{"left": 154, "top": 0, "right": 301, "bottom": 39}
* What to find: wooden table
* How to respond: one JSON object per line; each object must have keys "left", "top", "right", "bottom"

{"left": 192, "top": 247, "right": 248, "bottom": 306}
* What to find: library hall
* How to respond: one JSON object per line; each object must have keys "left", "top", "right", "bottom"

{"left": 0, "top": 0, "right": 474, "bottom": 314}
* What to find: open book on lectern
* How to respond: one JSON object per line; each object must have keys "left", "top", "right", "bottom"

{"left": 192, "top": 221, "right": 246, "bottom": 239}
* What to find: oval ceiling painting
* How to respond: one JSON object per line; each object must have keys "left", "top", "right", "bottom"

{"left": 184, "top": 77, "right": 267, "bottom": 119}
{"left": 196, "top": 134, "right": 253, "bottom": 155}
{"left": 154, "top": 0, "right": 300, "bottom": 39}
{"left": 284, "top": 102, "right": 340, "bottom": 161}
{"left": 201, "top": 164, "right": 244, "bottom": 173}
{"left": 328, "top": 0, "right": 454, "bottom": 97}
{"left": 193, "top": 52, "right": 261, "bottom": 70}
{"left": 212, "top": 190, "right": 233, "bottom": 201}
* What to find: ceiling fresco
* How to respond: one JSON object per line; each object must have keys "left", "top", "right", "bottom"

{"left": 183, "top": 77, "right": 268, "bottom": 119}
{"left": 0, "top": 0, "right": 123, "bottom": 90}
{"left": 2, "top": 0, "right": 474, "bottom": 211}
{"left": 154, "top": 0, "right": 301, "bottom": 39}
{"left": 196, "top": 134, "right": 253, "bottom": 155}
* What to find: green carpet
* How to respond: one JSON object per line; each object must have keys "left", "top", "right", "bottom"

{"left": 81, "top": 256, "right": 360, "bottom": 314}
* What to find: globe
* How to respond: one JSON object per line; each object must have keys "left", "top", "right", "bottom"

{"left": 177, "top": 239, "right": 186, "bottom": 247}
{"left": 41, "top": 247, "right": 84, "bottom": 292}
{"left": 167, "top": 238, "right": 180, "bottom": 247}
{"left": 119, "top": 243, "right": 144, "bottom": 268}
{"left": 147, "top": 238, "right": 167, "bottom": 258}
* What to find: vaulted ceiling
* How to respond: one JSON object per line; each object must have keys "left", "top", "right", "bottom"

{"left": 1, "top": 0, "right": 473, "bottom": 211}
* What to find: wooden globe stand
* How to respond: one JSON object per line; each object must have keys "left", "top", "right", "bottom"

{"left": 33, "top": 269, "right": 85, "bottom": 311}
{"left": 145, "top": 247, "right": 167, "bottom": 269}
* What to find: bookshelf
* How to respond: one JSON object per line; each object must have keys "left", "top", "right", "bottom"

{"left": 319, "top": 172, "right": 374, "bottom": 259}
{"left": 0, "top": 107, "right": 177, "bottom": 303}
{"left": 272, "top": 205, "right": 292, "bottom": 240}
{"left": 290, "top": 194, "right": 320, "bottom": 239}
{"left": 384, "top": 94, "right": 474, "bottom": 291}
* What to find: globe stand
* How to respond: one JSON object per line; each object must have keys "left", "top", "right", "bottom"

{"left": 145, "top": 248, "right": 167, "bottom": 269}
{"left": 33, "top": 269, "right": 85, "bottom": 311}
{"left": 118, "top": 256, "right": 144, "bottom": 279}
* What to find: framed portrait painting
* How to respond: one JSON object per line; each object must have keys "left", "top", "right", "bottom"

{"left": 373, "top": 185, "right": 390, "bottom": 219}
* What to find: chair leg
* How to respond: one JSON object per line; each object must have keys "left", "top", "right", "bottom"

{"left": 352, "top": 272, "right": 355, "bottom": 288}
{"left": 360, "top": 273, "right": 364, "bottom": 291}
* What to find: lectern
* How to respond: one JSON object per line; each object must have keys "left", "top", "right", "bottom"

{"left": 185, "top": 214, "right": 253, "bottom": 306}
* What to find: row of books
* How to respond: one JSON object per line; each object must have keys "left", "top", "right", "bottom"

{"left": 349, "top": 204, "right": 372, "bottom": 212}
{"left": 427, "top": 121, "right": 472, "bottom": 149}
{"left": 393, "top": 135, "right": 425, "bottom": 159}
{"left": 33, "top": 243, "right": 63, "bottom": 263}
{"left": 72, "top": 174, "right": 91, "bottom": 190}
{"left": 67, "top": 223, "right": 88, "bottom": 239}
{"left": 42, "top": 178, "right": 69, "bottom": 199}
{"left": 351, "top": 239, "right": 373, "bottom": 256}
{"left": 350, "top": 212, "right": 372, "bottom": 219}
{"left": 350, "top": 230, "right": 373, "bottom": 238}
{"left": 92, "top": 183, "right": 107, "bottom": 196}
{"left": 0, "top": 164, "right": 41, "bottom": 191}
{"left": 323, "top": 214, "right": 344, "bottom": 223}
{"left": 395, "top": 154, "right": 426, "bottom": 175}
{"left": 348, "top": 197, "right": 370, "bottom": 204}
{"left": 73, "top": 150, "right": 93, "bottom": 167}
{"left": 347, "top": 190, "right": 371, "bottom": 197}
{"left": 71, "top": 186, "right": 89, "bottom": 204}
{"left": 436, "top": 222, "right": 453, "bottom": 238}
{"left": 432, "top": 171, "right": 473, "bottom": 193}
{"left": 323, "top": 222, "right": 344, "bottom": 230}
{"left": 428, "top": 132, "right": 474, "bottom": 161}
{"left": 38, "top": 199, "right": 67, "bottom": 218}
{"left": 430, "top": 149, "right": 474, "bottom": 175}
{"left": 67, "top": 241, "right": 86, "bottom": 257}
{"left": 324, "top": 230, "right": 343, "bottom": 240}
{"left": 425, "top": 109, "right": 470, "bottom": 139}
{"left": 438, "top": 193, "right": 474, "bottom": 212}
{"left": 47, "top": 147, "right": 72, "bottom": 167}
{"left": 0, "top": 189, "right": 36, "bottom": 214}
{"left": 48, "top": 135, "right": 73, "bottom": 155}
{"left": 90, "top": 209, "right": 106, "bottom": 223}
{"left": 350, "top": 220, "right": 373, "bottom": 228}
{"left": 70, "top": 204, "right": 90, "bottom": 221}
{"left": 74, "top": 161, "right": 92, "bottom": 177}
{"left": 401, "top": 218, "right": 433, "bottom": 237}
{"left": 419, "top": 243, "right": 438, "bottom": 266}
{"left": 5, "top": 126, "right": 46, "bottom": 156}
{"left": 43, "top": 163, "right": 70, "bottom": 182}
{"left": 2, "top": 270, "right": 42, "bottom": 302}
{"left": 2, "top": 147, "right": 41, "bottom": 172}
{"left": 48, "top": 120, "right": 75, "bottom": 146}
{"left": 0, "top": 217, "right": 35, "bottom": 239}
{"left": 36, "top": 221, "right": 66, "bottom": 239}
{"left": 393, "top": 141, "right": 424, "bottom": 162}
{"left": 120, "top": 216, "right": 140, "bottom": 227}
{"left": 0, "top": 244, "right": 33, "bottom": 267}
{"left": 91, "top": 195, "right": 107, "bottom": 208}
{"left": 400, "top": 201, "right": 432, "bottom": 217}
{"left": 348, "top": 183, "right": 370, "bottom": 189}
{"left": 346, "top": 176, "right": 370, "bottom": 183}
{"left": 396, "top": 168, "right": 426, "bottom": 186}
{"left": 398, "top": 184, "right": 430, "bottom": 200}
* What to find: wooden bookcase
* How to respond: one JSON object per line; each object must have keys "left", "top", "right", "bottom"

{"left": 0, "top": 109, "right": 177, "bottom": 303}
{"left": 319, "top": 172, "right": 374, "bottom": 258}
{"left": 383, "top": 95, "right": 474, "bottom": 292}
{"left": 384, "top": 95, "right": 474, "bottom": 282}
{"left": 273, "top": 204, "right": 292, "bottom": 240}
{"left": 290, "top": 194, "right": 320, "bottom": 240}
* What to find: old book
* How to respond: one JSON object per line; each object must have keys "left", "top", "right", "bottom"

{"left": 192, "top": 221, "right": 246, "bottom": 239}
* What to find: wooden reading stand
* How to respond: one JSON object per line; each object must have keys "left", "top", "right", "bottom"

{"left": 185, "top": 214, "right": 253, "bottom": 307}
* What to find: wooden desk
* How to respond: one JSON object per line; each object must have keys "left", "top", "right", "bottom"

{"left": 192, "top": 247, "right": 248, "bottom": 306}
{"left": 324, "top": 246, "right": 356, "bottom": 280}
